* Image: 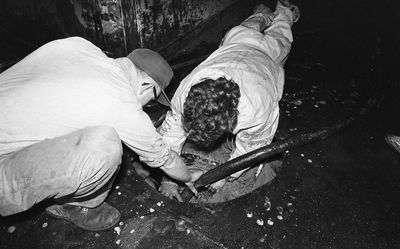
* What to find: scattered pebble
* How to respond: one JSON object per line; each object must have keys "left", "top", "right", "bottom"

{"left": 246, "top": 212, "right": 253, "bottom": 218}
{"left": 139, "top": 216, "right": 145, "bottom": 219}
{"left": 256, "top": 219, "right": 264, "bottom": 226}
{"left": 130, "top": 229, "right": 135, "bottom": 234}
{"left": 156, "top": 201, "right": 163, "bottom": 206}
{"left": 293, "top": 100, "right": 302, "bottom": 106}
{"left": 307, "top": 159, "right": 313, "bottom": 163}
{"left": 7, "top": 226, "right": 16, "bottom": 233}
{"left": 186, "top": 229, "right": 191, "bottom": 234}
{"left": 119, "top": 221, "right": 124, "bottom": 226}
{"left": 95, "top": 233, "right": 100, "bottom": 237}
{"left": 277, "top": 206, "right": 283, "bottom": 214}
{"left": 287, "top": 202, "right": 293, "bottom": 207}
{"left": 42, "top": 222, "right": 48, "bottom": 228}
{"left": 277, "top": 215, "right": 283, "bottom": 220}
{"left": 116, "top": 239, "right": 121, "bottom": 245}
{"left": 149, "top": 208, "right": 155, "bottom": 213}
{"left": 117, "top": 192, "right": 122, "bottom": 195}
{"left": 267, "top": 219, "right": 274, "bottom": 226}
{"left": 314, "top": 104, "right": 319, "bottom": 108}
{"left": 114, "top": 226, "right": 121, "bottom": 235}
{"left": 115, "top": 185, "right": 120, "bottom": 189}
{"left": 317, "top": 100, "right": 326, "bottom": 105}
{"left": 300, "top": 153, "right": 304, "bottom": 157}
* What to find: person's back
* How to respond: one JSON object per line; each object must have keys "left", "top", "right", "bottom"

{"left": 0, "top": 37, "right": 140, "bottom": 156}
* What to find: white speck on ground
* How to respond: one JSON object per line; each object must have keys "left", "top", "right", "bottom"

{"left": 149, "top": 208, "right": 155, "bottom": 213}
{"left": 114, "top": 226, "right": 121, "bottom": 235}
{"left": 117, "top": 192, "right": 121, "bottom": 195}
{"left": 119, "top": 221, "right": 124, "bottom": 226}
{"left": 246, "top": 212, "right": 253, "bottom": 218}
{"left": 267, "top": 219, "right": 274, "bottom": 226}
{"left": 256, "top": 219, "right": 264, "bottom": 226}
{"left": 7, "top": 226, "right": 16, "bottom": 233}
{"left": 116, "top": 239, "right": 121, "bottom": 245}
{"left": 277, "top": 215, "right": 283, "bottom": 220}
{"left": 308, "top": 159, "right": 313, "bottom": 163}
{"left": 42, "top": 222, "right": 48, "bottom": 228}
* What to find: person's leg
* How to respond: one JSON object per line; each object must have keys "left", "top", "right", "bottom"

{"left": 0, "top": 126, "right": 122, "bottom": 223}
{"left": 221, "top": 1, "right": 298, "bottom": 66}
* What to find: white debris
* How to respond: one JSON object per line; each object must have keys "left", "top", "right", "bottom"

{"left": 256, "top": 219, "right": 264, "bottom": 226}
{"left": 246, "top": 212, "right": 253, "bottom": 218}
{"left": 287, "top": 202, "right": 293, "bottom": 207}
{"left": 314, "top": 104, "right": 319, "bottom": 108}
{"left": 149, "top": 208, "right": 155, "bottom": 213}
{"left": 130, "top": 229, "right": 135, "bottom": 234}
{"left": 119, "top": 221, "right": 124, "bottom": 226}
{"left": 139, "top": 216, "right": 145, "bottom": 219}
{"left": 7, "top": 226, "right": 16, "bottom": 233}
{"left": 317, "top": 100, "right": 326, "bottom": 105}
{"left": 293, "top": 100, "right": 302, "bottom": 106}
{"left": 186, "top": 229, "right": 191, "bottom": 234}
{"left": 156, "top": 201, "right": 163, "bottom": 206}
{"left": 42, "top": 222, "right": 48, "bottom": 228}
{"left": 95, "top": 233, "right": 100, "bottom": 237}
{"left": 115, "top": 185, "right": 120, "bottom": 189}
{"left": 277, "top": 206, "right": 283, "bottom": 214}
{"left": 116, "top": 239, "right": 121, "bottom": 245}
{"left": 307, "top": 159, "right": 313, "bottom": 163}
{"left": 114, "top": 226, "right": 121, "bottom": 235}
{"left": 267, "top": 219, "right": 274, "bottom": 226}
{"left": 277, "top": 215, "right": 283, "bottom": 220}
{"left": 117, "top": 192, "right": 122, "bottom": 195}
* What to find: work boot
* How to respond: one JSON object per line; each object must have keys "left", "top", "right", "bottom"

{"left": 278, "top": 0, "right": 301, "bottom": 23}
{"left": 385, "top": 134, "right": 400, "bottom": 154}
{"left": 45, "top": 202, "right": 121, "bottom": 231}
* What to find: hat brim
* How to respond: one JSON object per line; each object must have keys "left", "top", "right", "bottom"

{"left": 157, "top": 89, "right": 172, "bottom": 107}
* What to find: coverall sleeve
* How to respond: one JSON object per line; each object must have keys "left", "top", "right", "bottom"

{"left": 158, "top": 108, "right": 187, "bottom": 154}
{"left": 112, "top": 103, "right": 171, "bottom": 168}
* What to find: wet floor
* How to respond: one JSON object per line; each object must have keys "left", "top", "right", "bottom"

{"left": 1, "top": 0, "right": 400, "bottom": 248}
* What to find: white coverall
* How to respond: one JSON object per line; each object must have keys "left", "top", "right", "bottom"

{"left": 159, "top": 3, "right": 295, "bottom": 194}
{"left": 0, "top": 37, "right": 171, "bottom": 215}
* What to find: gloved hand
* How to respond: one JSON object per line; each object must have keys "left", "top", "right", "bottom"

{"left": 159, "top": 180, "right": 182, "bottom": 202}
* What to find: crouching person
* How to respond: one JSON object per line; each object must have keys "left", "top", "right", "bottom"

{"left": 0, "top": 37, "right": 201, "bottom": 231}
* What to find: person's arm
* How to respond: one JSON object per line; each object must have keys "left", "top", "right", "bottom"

{"left": 158, "top": 108, "right": 187, "bottom": 154}
{"left": 229, "top": 111, "right": 280, "bottom": 179}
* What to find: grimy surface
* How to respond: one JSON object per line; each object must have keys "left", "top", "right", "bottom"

{"left": 1, "top": 0, "right": 399, "bottom": 248}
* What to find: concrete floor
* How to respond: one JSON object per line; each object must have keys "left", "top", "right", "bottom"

{"left": 1, "top": 0, "right": 400, "bottom": 248}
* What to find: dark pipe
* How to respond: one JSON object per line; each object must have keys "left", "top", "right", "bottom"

{"left": 180, "top": 117, "right": 355, "bottom": 201}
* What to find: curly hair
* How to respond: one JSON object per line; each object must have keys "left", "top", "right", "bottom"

{"left": 183, "top": 77, "right": 240, "bottom": 149}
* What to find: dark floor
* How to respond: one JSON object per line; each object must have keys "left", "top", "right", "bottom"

{"left": 1, "top": 0, "right": 400, "bottom": 248}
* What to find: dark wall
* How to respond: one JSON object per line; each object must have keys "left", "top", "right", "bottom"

{"left": 0, "top": 0, "right": 239, "bottom": 63}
